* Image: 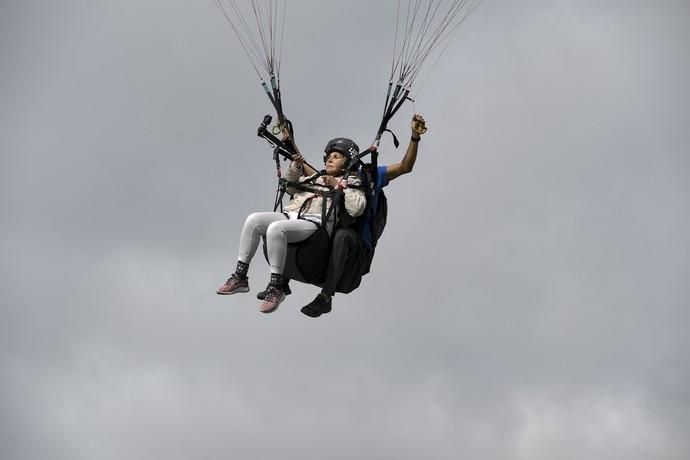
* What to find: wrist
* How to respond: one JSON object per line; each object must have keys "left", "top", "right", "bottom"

{"left": 411, "top": 135, "right": 421, "bottom": 142}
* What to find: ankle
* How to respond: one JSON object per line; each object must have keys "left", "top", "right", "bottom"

{"left": 235, "top": 260, "right": 249, "bottom": 279}
{"left": 269, "top": 273, "right": 284, "bottom": 288}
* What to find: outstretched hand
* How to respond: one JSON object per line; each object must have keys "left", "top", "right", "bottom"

{"left": 282, "top": 129, "right": 304, "bottom": 167}
{"left": 291, "top": 152, "right": 305, "bottom": 167}
{"left": 411, "top": 114, "right": 428, "bottom": 137}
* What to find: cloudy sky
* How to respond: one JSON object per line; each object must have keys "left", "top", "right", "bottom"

{"left": 2, "top": 1, "right": 689, "bottom": 459}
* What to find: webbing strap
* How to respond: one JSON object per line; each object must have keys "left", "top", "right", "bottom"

{"left": 294, "top": 186, "right": 340, "bottom": 234}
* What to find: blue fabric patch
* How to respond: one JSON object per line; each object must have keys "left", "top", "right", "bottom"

{"left": 360, "top": 165, "right": 389, "bottom": 249}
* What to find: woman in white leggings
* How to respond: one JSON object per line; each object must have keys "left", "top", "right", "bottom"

{"left": 217, "top": 137, "right": 366, "bottom": 313}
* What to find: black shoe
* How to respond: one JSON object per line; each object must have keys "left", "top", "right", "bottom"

{"left": 257, "top": 281, "right": 291, "bottom": 300}
{"left": 300, "top": 294, "right": 332, "bottom": 318}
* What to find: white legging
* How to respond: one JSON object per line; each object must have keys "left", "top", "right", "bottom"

{"left": 238, "top": 212, "right": 319, "bottom": 274}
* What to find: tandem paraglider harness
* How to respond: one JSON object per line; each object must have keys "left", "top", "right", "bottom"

{"left": 256, "top": 114, "right": 388, "bottom": 292}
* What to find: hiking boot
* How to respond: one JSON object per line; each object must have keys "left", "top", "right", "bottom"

{"left": 257, "top": 281, "right": 291, "bottom": 300}
{"left": 216, "top": 273, "right": 249, "bottom": 295}
{"left": 259, "top": 286, "right": 286, "bottom": 313}
{"left": 300, "top": 293, "right": 332, "bottom": 318}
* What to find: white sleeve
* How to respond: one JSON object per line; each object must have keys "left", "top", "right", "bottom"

{"left": 284, "top": 161, "right": 303, "bottom": 182}
{"left": 343, "top": 186, "right": 366, "bottom": 218}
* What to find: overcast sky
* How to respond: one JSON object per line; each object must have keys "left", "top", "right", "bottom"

{"left": 2, "top": 1, "right": 689, "bottom": 459}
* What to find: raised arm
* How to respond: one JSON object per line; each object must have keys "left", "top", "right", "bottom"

{"left": 385, "top": 114, "right": 427, "bottom": 181}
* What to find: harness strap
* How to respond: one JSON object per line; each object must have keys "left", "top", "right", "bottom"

{"left": 294, "top": 186, "right": 341, "bottom": 234}
{"left": 273, "top": 178, "right": 287, "bottom": 213}
{"left": 371, "top": 150, "right": 379, "bottom": 197}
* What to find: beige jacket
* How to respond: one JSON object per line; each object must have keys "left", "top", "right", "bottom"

{"left": 283, "top": 162, "right": 366, "bottom": 225}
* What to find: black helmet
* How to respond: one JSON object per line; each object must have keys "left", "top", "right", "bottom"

{"left": 324, "top": 138, "right": 359, "bottom": 161}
